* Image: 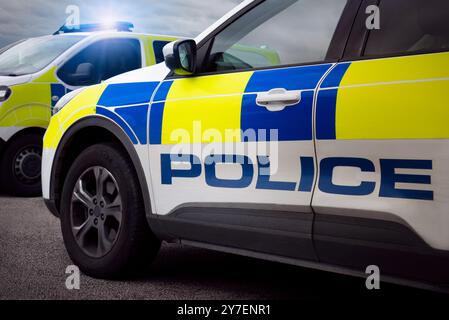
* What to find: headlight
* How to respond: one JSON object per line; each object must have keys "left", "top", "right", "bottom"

{"left": 0, "top": 86, "right": 11, "bottom": 102}
{"left": 52, "top": 88, "right": 84, "bottom": 115}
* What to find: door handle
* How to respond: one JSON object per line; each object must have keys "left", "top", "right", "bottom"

{"left": 256, "top": 88, "right": 301, "bottom": 112}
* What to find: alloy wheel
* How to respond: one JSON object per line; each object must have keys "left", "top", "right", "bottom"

{"left": 70, "top": 166, "right": 123, "bottom": 258}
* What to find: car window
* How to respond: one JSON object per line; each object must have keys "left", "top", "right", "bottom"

{"left": 204, "top": 0, "right": 348, "bottom": 73}
{"left": 0, "top": 39, "right": 27, "bottom": 55}
{"left": 153, "top": 40, "right": 172, "bottom": 64}
{"left": 364, "top": 0, "right": 449, "bottom": 57}
{"left": 0, "top": 35, "right": 85, "bottom": 76}
{"left": 102, "top": 39, "right": 142, "bottom": 79}
{"left": 58, "top": 38, "right": 142, "bottom": 86}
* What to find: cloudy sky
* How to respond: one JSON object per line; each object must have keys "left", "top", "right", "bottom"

{"left": 0, "top": 0, "right": 242, "bottom": 47}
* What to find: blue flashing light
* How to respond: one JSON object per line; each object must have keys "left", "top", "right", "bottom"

{"left": 54, "top": 21, "right": 134, "bottom": 34}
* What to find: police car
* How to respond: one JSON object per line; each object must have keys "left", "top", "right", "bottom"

{"left": 0, "top": 22, "right": 178, "bottom": 196}
{"left": 43, "top": 0, "right": 449, "bottom": 290}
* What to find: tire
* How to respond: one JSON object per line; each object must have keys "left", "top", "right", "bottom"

{"left": 60, "top": 143, "right": 160, "bottom": 279}
{"left": 0, "top": 133, "right": 43, "bottom": 197}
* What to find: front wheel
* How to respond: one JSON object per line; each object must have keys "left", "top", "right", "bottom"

{"left": 60, "top": 143, "right": 160, "bottom": 279}
{"left": 1, "top": 133, "right": 43, "bottom": 197}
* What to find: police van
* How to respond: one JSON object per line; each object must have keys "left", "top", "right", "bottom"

{"left": 42, "top": 0, "right": 449, "bottom": 290}
{"left": 0, "top": 22, "right": 178, "bottom": 196}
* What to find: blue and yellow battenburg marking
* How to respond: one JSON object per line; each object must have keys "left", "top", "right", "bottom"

{"left": 150, "top": 63, "right": 332, "bottom": 145}
{"left": 87, "top": 62, "right": 333, "bottom": 147}
{"left": 45, "top": 51, "right": 449, "bottom": 150}
{"left": 45, "top": 81, "right": 161, "bottom": 148}
{"left": 97, "top": 82, "right": 160, "bottom": 144}
{"left": 317, "top": 51, "right": 449, "bottom": 140}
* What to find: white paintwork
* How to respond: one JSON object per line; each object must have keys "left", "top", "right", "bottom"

{"left": 106, "top": 62, "right": 170, "bottom": 84}
{"left": 149, "top": 141, "right": 315, "bottom": 215}
{"left": 0, "top": 126, "right": 33, "bottom": 141}
{"left": 41, "top": 147, "right": 55, "bottom": 199}
{"left": 0, "top": 75, "right": 32, "bottom": 87}
{"left": 313, "top": 139, "right": 449, "bottom": 250}
{"left": 195, "top": 0, "right": 255, "bottom": 43}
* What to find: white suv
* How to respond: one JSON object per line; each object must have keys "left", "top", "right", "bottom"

{"left": 43, "top": 0, "right": 449, "bottom": 291}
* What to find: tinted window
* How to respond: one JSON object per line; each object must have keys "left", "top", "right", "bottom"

{"left": 153, "top": 40, "right": 171, "bottom": 64}
{"left": 205, "top": 0, "right": 348, "bottom": 73}
{"left": 364, "top": 0, "right": 449, "bottom": 56}
{"left": 58, "top": 38, "right": 142, "bottom": 86}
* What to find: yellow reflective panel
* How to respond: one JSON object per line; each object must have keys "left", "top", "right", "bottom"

{"left": 166, "top": 72, "right": 253, "bottom": 100}
{"left": 336, "top": 80, "right": 449, "bottom": 139}
{"left": 0, "top": 83, "right": 51, "bottom": 127}
{"left": 59, "top": 84, "right": 107, "bottom": 131}
{"left": 44, "top": 84, "right": 107, "bottom": 150}
{"left": 161, "top": 72, "right": 253, "bottom": 144}
{"left": 336, "top": 52, "right": 449, "bottom": 140}
{"left": 340, "top": 52, "right": 449, "bottom": 87}
{"left": 33, "top": 67, "right": 59, "bottom": 83}
{"left": 43, "top": 116, "right": 61, "bottom": 149}
{"left": 140, "top": 35, "right": 178, "bottom": 66}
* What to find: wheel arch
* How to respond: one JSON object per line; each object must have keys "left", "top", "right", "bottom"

{"left": 0, "top": 126, "right": 46, "bottom": 162}
{"left": 48, "top": 116, "right": 153, "bottom": 220}
{"left": 0, "top": 126, "right": 47, "bottom": 195}
{"left": 2, "top": 126, "right": 46, "bottom": 148}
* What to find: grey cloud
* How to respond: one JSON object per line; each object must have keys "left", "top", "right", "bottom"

{"left": 0, "top": 0, "right": 242, "bottom": 47}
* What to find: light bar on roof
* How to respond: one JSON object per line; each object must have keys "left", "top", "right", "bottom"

{"left": 54, "top": 21, "right": 134, "bottom": 35}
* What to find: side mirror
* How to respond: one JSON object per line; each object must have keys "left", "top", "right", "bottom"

{"left": 163, "top": 39, "right": 197, "bottom": 76}
{"left": 70, "top": 62, "right": 95, "bottom": 85}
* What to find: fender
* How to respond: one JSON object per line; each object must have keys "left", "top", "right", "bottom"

{"left": 47, "top": 116, "right": 153, "bottom": 220}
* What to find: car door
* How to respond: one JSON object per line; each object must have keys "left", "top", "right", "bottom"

{"left": 148, "top": 0, "right": 355, "bottom": 260}
{"left": 313, "top": 0, "right": 449, "bottom": 284}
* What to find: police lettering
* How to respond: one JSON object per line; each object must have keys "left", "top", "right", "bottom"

{"left": 161, "top": 154, "right": 433, "bottom": 201}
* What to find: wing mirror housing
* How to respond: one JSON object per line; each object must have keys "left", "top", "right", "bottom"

{"left": 163, "top": 39, "right": 197, "bottom": 76}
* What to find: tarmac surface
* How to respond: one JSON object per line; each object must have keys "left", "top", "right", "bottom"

{"left": 0, "top": 196, "right": 444, "bottom": 300}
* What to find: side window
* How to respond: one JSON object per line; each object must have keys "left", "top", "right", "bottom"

{"left": 364, "top": 0, "right": 449, "bottom": 57}
{"left": 204, "top": 0, "right": 348, "bottom": 73}
{"left": 153, "top": 40, "right": 171, "bottom": 64}
{"left": 58, "top": 39, "right": 142, "bottom": 86}
{"left": 102, "top": 39, "right": 142, "bottom": 80}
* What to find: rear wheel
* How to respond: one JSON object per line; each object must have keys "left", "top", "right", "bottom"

{"left": 60, "top": 143, "right": 160, "bottom": 279}
{"left": 1, "top": 133, "right": 42, "bottom": 197}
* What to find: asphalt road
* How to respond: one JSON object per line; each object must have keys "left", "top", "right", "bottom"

{"left": 0, "top": 195, "right": 445, "bottom": 300}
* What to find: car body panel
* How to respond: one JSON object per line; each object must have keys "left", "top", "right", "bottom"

{"left": 314, "top": 51, "right": 449, "bottom": 250}
{"left": 147, "top": 64, "right": 333, "bottom": 215}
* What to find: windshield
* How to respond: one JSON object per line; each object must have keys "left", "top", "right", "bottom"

{"left": 0, "top": 35, "right": 86, "bottom": 76}
{"left": 0, "top": 39, "right": 27, "bottom": 55}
